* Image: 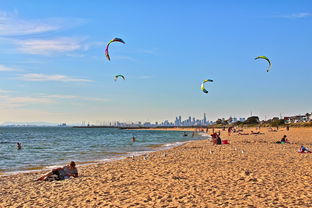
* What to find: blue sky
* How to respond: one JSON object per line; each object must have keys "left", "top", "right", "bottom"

{"left": 0, "top": 0, "right": 311, "bottom": 124}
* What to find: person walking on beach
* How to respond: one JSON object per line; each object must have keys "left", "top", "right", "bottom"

{"left": 37, "top": 161, "right": 78, "bottom": 181}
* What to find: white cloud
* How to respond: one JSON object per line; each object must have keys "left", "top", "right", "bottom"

{"left": 0, "top": 89, "right": 13, "bottom": 93}
{"left": 0, "top": 11, "right": 85, "bottom": 36}
{"left": 278, "top": 12, "right": 312, "bottom": 19}
{"left": 18, "top": 73, "right": 93, "bottom": 82}
{"left": 16, "top": 38, "right": 83, "bottom": 55}
{"left": 0, "top": 92, "right": 107, "bottom": 111}
{"left": 0, "top": 64, "right": 20, "bottom": 71}
{"left": 43, "top": 94, "right": 109, "bottom": 102}
{"left": 44, "top": 94, "right": 78, "bottom": 99}
{"left": 0, "top": 95, "right": 54, "bottom": 105}
{"left": 18, "top": 74, "right": 92, "bottom": 82}
{"left": 7, "top": 96, "right": 54, "bottom": 104}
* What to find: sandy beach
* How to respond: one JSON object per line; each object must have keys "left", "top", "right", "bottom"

{"left": 1, "top": 127, "right": 312, "bottom": 208}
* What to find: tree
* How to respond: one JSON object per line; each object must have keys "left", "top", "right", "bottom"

{"left": 244, "top": 116, "right": 260, "bottom": 124}
{"left": 215, "top": 119, "right": 223, "bottom": 124}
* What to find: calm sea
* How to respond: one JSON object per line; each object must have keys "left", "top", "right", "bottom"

{"left": 0, "top": 127, "right": 203, "bottom": 175}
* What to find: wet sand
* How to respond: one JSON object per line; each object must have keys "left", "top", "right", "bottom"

{"left": 0, "top": 127, "right": 311, "bottom": 207}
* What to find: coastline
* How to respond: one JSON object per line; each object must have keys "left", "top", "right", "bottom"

{"left": 0, "top": 138, "right": 195, "bottom": 177}
{"left": 1, "top": 127, "right": 312, "bottom": 207}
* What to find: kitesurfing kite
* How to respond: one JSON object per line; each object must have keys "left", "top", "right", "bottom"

{"left": 105, "top": 38, "right": 125, "bottom": 61}
{"left": 201, "top": 79, "right": 213, "bottom": 94}
{"left": 114, "top": 74, "right": 125, "bottom": 81}
{"left": 254, "top": 56, "right": 271, "bottom": 72}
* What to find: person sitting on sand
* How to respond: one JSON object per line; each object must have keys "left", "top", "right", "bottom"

{"left": 298, "top": 146, "right": 312, "bottom": 153}
{"left": 211, "top": 132, "right": 218, "bottom": 144}
{"left": 216, "top": 134, "right": 222, "bottom": 145}
{"left": 37, "top": 161, "right": 78, "bottom": 181}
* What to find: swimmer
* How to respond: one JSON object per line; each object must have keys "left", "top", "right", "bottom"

{"left": 16, "top": 142, "right": 22, "bottom": 150}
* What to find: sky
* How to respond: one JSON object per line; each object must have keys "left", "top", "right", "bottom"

{"left": 0, "top": 0, "right": 311, "bottom": 124}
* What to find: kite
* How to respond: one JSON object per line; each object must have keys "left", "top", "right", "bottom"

{"left": 255, "top": 56, "right": 271, "bottom": 72}
{"left": 201, "top": 79, "right": 213, "bottom": 94}
{"left": 114, "top": 74, "right": 125, "bottom": 81}
{"left": 105, "top": 38, "right": 125, "bottom": 61}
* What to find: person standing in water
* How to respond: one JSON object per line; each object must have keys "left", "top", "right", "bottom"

{"left": 132, "top": 136, "right": 136, "bottom": 142}
{"left": 16, "top": 142, "right": 22, "bottom": 150}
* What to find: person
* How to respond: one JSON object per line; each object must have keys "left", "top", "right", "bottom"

{"left": 191, "top": 132, "right": 195, "bottom": 137}
{"left": 286, "top": 126, "right": 290, "bottom": 131}
{"left": 280, "top": 135, "right": 287, "bottom": 143}
{"left": 132, "top": 136, "right": 136, "bottom": 142}
{"left": 228, "top": 127, "right": 233, "bottom": 136}
{"left": 298, "top": 146, "right": 311, "bottom": 153}
{"left": 276, "top": 135, "right": 289, "bottom": 144}
{"left": 16, "top": 142, "right": 22, "bottom": 150}
{"left": 216, "top": 134, "right": 222, "bottom": 145}
{"left": 251, "top": 131, "right": 263, "bottom": 135}
{"left": 37, "top": 161, "right": 78, "bottom": 181}
{"left": 183, "top": 132, "right": 188, "bottom": 137}
{"left": 211, "top": 132, "right": 218, "bottom": 144}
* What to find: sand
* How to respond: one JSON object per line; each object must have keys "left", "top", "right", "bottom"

{"left": 0, "top": 127, "right": 312, "bottom": 208}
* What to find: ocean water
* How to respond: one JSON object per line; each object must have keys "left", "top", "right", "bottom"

{"left": 0, "top": 127, "right": 203, "bottom": 174}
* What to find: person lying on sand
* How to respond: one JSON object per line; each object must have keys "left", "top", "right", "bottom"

{"left": 37, "top": 161, "right": 78, "bottom": 181}
{"left": 276, "top": 135, "right": 289, "bottom": 144}
{"left": 298, "top": 146, "right": 312, "bottom": 153}
{"left": 268, "top": 128, "right": 278, "bottom": 132}
{"left": 250, "top": 131, "right": 264, "bottom": 135}
{"left": 238, "top": 133, "right": 250, "bottom": 135}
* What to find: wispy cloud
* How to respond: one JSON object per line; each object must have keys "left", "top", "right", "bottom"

{"left": 0, "top": 11, "right": 85, "bottom": 36}
{"left": 0, "top": 64, "right": 20, "bottom": 71}
{"left": 18, "top": 73, "right": 93, "bottom": 82}
{"left": 43, "top": 94, "right": 109, "bottom": 102}
{"left": 0, "top": 93, "right": 108, "bottom": 109}
{"left": 0, "top": 89, "right": 13, "bottom": 93}
{"left": 15, "top": 38, "right": 84, "bottom": 55}
{"left": 277, "top": 12, "right": 312, "bottom": 19}
{"left": 0, "top": 95, "right": 54, "bottom": 104}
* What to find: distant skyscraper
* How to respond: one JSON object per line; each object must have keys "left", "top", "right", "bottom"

{"left": 203, "top": 113, "right": 207, "bottom": 124}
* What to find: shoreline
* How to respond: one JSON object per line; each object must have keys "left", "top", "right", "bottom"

{"left": 0, "top": 137, "right": 196, "bottom": 177}
{"left": 1, "top": 127, "right": 312, "bottom": 207}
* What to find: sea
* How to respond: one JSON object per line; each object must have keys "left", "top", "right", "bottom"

{"left": 0, "top": 127, "right": 206, "bottom": 175}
